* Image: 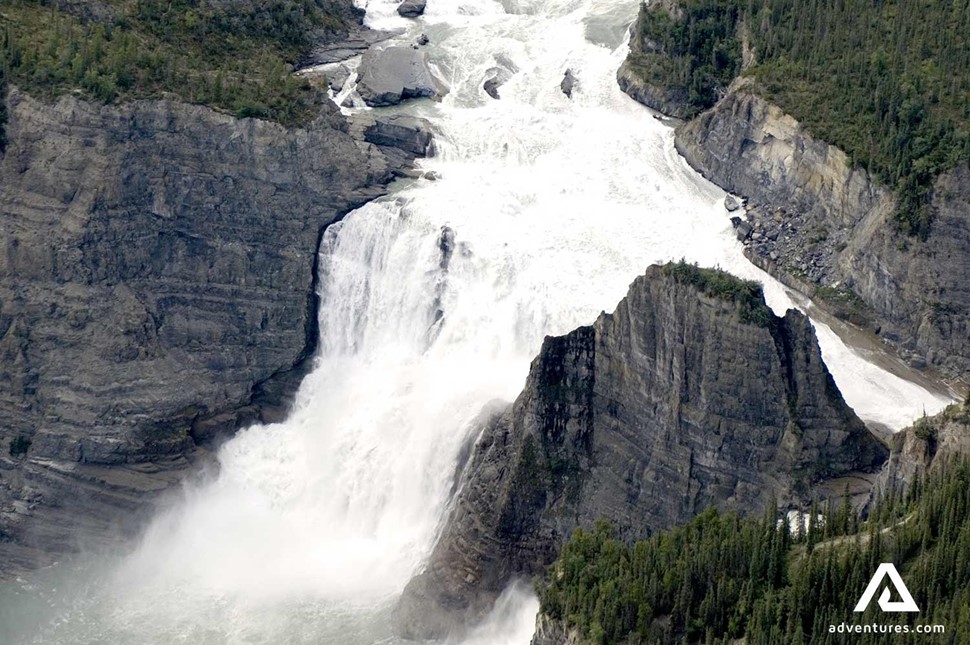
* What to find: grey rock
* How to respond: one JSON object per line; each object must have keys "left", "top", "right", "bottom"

{"left": 417, "top": 33, "right": 429, "bottom": 46}
{"left": 356, "top": 46, "right": 442, "bottom": 107}
{"left": 675, "top": 88, "right": 970, "bottom": 379}
{"left": 483, "top": 67, "right": 511, "bottom": 100}
{"left": 734, "top": 220, "right": 753, "bottom": 241}
{"left": 326, "top": 64, "right": 352, "bottom": 93}
{"left": 531, "top": 614, "right": 582, "bottom": 645}
{"left": 724, "top": 194, "right": 742, "bottom": 211}
{"left": 0, "top": 85, "right": 427, "bottom": 577}
{"left": 560, "top": 69, "right": 576, "bottom": 98}
{"left": 876, "top": 405, "right": 970, "bottom": 498}
{"left": 483, "top": 55, "right": 518, "bottom": 100}
{"left": 397, "top": 0, "right": 427, "bottom": 17}
{"left": 393, "top": 264, "right": 886, "bottom": 638}
{"left": 351, "top": 113, "right": 436, "bottom": 158}
{"left": 303, "top": 27, "right": 398, "bottom": 67}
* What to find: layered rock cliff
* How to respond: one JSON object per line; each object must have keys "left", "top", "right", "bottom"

{"left": 394, "top": 264, "right": 887, "bottom": 639}
{"left": 0, "top": 86, "right": 428, "bottom": 575}
{"left": 674, "top": 89, "right": 970, "bottom": 380}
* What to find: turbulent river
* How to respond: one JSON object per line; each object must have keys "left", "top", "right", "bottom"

{"left": 0, "top": 0, "right": 954, "bottom": 643}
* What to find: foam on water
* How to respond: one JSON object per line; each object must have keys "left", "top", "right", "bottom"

{"left": 1, "top": 0, "right": 953, "bottom": 642}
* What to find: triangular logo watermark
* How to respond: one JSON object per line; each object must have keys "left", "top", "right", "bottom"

{"left": 853, "top": 563, "right": 920, "bottom": 613}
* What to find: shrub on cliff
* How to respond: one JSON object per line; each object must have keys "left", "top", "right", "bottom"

{"left": 663, "top": 260, "right": 773, "bottom": 326}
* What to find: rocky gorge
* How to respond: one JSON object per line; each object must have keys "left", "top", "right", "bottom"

{"left": 617, "top": 0, "right": 970, "bottom": 384}
{"left": 394, "top": 264, "right": 889, "bottom": 639}
{"left": 0, "top": 77, "right": 433, "bottom": 575}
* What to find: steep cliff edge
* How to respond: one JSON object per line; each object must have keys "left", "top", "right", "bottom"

{"left": 0, "top": 86, "right": 429, "bottom": 575}
{"left": 618, "top": 0, "right": 970, "bottom": 382}
{"left": 394, "top": 263, "right": 887, "bottom": 639}
{"left": 675, "top": 90, "right": 970, "bottom": 380}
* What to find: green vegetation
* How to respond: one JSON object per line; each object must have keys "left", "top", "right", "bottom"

{"left": 538, "top": 458, "right": 970, "bottom": 644}
{"left": 0, "top": 0, "right": 351, "bottom": 124}
{"left": 629, "top": 0, "right": 741, "bottom": 115}
{"left": 8, "top": 434, "right": 30, "bottom": 457}
{"left": 632, "top": 0, "right": 970, "bottom": 237}
{"left": 663, "top": 260, "right": 774, "bottom": 326}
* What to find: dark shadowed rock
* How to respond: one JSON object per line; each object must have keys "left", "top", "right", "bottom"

{"left": 560, "top": 69, "right": 576, "bottom": 98}
{"left": 482, "top": 54, "right": 518, "bottom": 100}
{"left": 397, "top": 0, "right": 427, "bottom": 17}
{"left": 356, "top": 46, "right": 442, "bottom": 107}
{"left": 393, "top": 264, "right": 887, "bottom": 638}
{"left": 483, "top": 68, "right": 511, "bottom": 100}
{"left": 0, "top": 85, "right": 430, "bottom": 577}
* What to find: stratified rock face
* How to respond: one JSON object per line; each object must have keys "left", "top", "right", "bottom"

{"left": 394, "top": 265, "right": 887, "bottom": 639}
{"left": 0, "top": 88, "right": 413, "bottom": 575}
{"left": 675, "top": 89, "right": 970, "bottom": 379}
{"left": 356, "top": 46, "right": 441, "bottom": 107}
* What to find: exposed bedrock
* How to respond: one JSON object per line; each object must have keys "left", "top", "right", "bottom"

{"left": 674, "top": 89, "right": 970, "bottom": 380}
{"left": 394, "top": 264, "right": 887, "bottom": 639}
{"left": 0, "top": 87, "right": 431, "bottom": 576}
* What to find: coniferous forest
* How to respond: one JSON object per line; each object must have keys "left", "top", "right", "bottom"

{"left": 538, "top": 448, "right": 970, "bottom": 645}
{"left": 0, "top": 0, "right": 349, "bottom": 125}
{"left": 538, "top": 456, "right": 970, "bottom": 644}
{"left": 629, "top": 0, "right": 970, "bottom": 237}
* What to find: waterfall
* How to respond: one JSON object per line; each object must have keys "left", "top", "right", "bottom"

{"left": 3, "top": 0, "right": 952, "bottom": 643}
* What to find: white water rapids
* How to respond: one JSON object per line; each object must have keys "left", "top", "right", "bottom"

{"left": 1, "top": 0, "right": 954, "bottom": 642}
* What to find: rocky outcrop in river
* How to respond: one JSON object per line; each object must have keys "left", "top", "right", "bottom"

{"left": 394, "top": 263, "right": 887, "bottom": 639}
{"left": 0, "top": 86, "right": 430, "bottom": 576}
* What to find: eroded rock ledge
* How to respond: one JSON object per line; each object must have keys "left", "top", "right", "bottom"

{"left": 394, "top": 264, "right": 887, "bottom": 639}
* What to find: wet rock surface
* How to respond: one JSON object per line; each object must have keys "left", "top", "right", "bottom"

{"left": 394, "top": 264, "right": 887, "bottom": 638}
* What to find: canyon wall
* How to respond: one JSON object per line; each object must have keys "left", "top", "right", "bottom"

{"left": 394, "top": 265, "right": 887, "bottom": 638}
{"left": 0, "top": 87, "right": 427, "bottom": 575}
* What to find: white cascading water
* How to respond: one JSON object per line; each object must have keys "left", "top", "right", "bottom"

{"left": 1, "top": 0, "right": 955, "bottom": 642}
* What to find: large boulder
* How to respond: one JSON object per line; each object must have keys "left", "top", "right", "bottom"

{"left": 356, "top": 46, "right": 441, "bottom": 107}
{"left": 397, "top": 0, "right": 426, "bottom": 17}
